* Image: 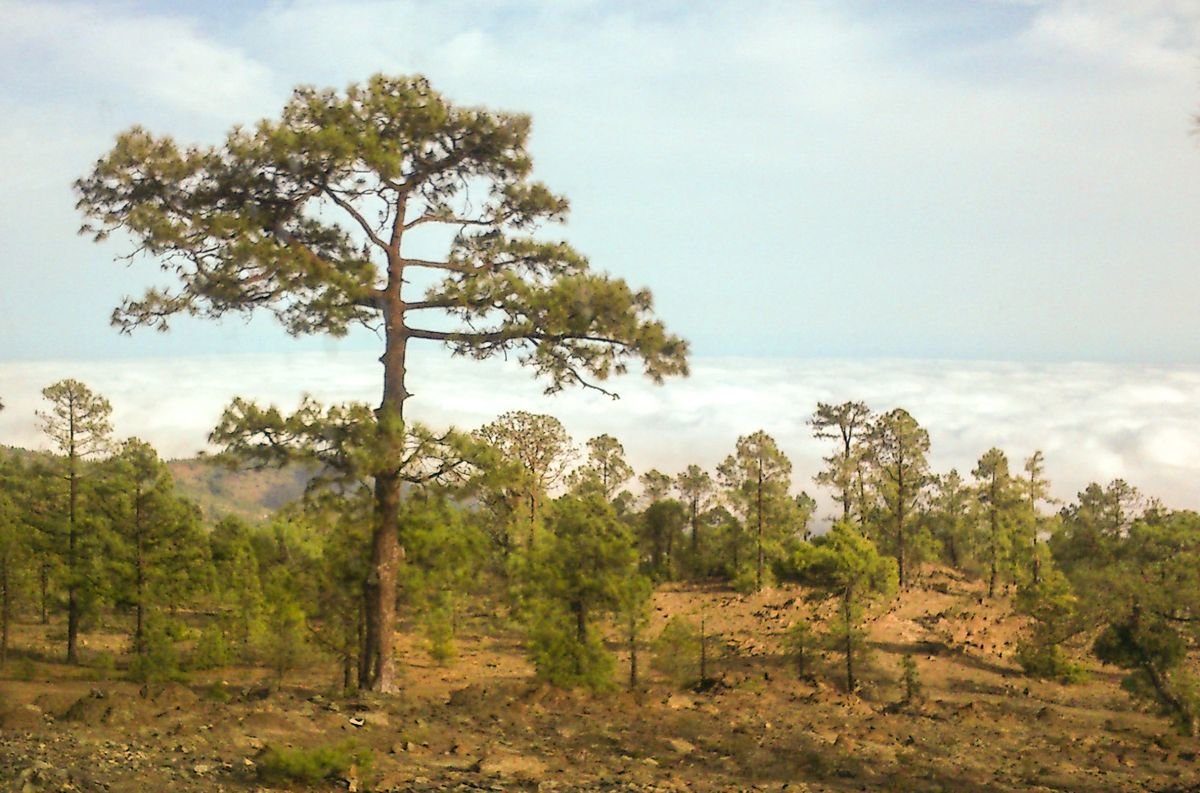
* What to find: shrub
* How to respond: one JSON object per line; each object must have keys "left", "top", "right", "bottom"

{"left": 189, "top": 623, "right": 234, "bottom": 671}
{"left": 1017, "top": 640, "right": 1087, "bottom": 684}
{"left": 257, "top": 740, "right": 372, "bottom": 785}
{"left": 651, "top": 616, "right": 702, "bottom": 688}
{"left": 128, "top": 617, "right": 187, "bottom": 685}
{"left": 526, "top": 606, "right": 614, "bottom": 690}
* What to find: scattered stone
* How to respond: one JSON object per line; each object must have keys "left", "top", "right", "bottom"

{"left": 477, "top": 750, "right": 547, "bottom": 780}
{"left": 667, "top": 738, "right": 696, "bottom": 755}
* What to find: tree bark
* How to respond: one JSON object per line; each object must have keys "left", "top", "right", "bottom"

{"left": 756, "top": 464, "right": 764, "bottom": 592}
{"left": 66, "top": 422, "right": 79, "bottom": 665}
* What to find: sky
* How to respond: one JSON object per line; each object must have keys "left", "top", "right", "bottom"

{"left": 2, "top": 1, "right": 1200, "bottom": 513}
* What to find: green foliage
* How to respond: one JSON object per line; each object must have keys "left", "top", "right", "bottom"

{"left": 1015, "top": 563, "right": 1086, "bottom": 683}
{"left": 864, "top": 409, "right": 930, "bottom": 587}
{"left": 261, "top": 571, "right": 312, "bottom": 682}
{"left": 651, "top": 616, "right": 702, "bottom": 688}
{"left": 189, "top": 623, "right": 234, "bottom": 671}
{"left": 401, "top": 493, "right": 488, "bottom": 666}
{"left": 1094, "top": 612, "right": 1197, "bottom": 734}
{"left": 674, "top": 464, "right": 714, "bottom": 576}
{"left": 127, "top": 615, "right": 187, "bottom": 685}
{"left": 638, "top": 498, "right": 687, "bottom": 581}
{"left": 79, "top": 73, "right": 689, "bottom": 694}
{"left": 522, "top": 495, "right": 638, "bottom": 689}
{"left": 899, "top": 654, "right": 922, "bottom": 704}
{"left": 717, "top": 430, "right": 795, "bottom": 592}
{"left": 809, "top": 401, "right": 874, "bottom": 525}
{"left": 475, "top": 411, "right": 575, "bottom": 554}
{"left": 1015, "top": 642, "right": 1087, "bottom": 684}
{"left": 795, "top": 522, "right": 898, "bottom": 692}
{"left": 616, "top": 573, "right": 653, "bottom": 687}
{"left": 526, "top": 608, "right": 615, "bottom": 690}
{"left": 568, "top": 435, "right": 633, "bottom": 500}
{"left": 257, "top": 740, "right": 372, "bottom": 785}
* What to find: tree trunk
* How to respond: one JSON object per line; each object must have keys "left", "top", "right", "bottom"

{"left": 756, "top": 465, "right": 764, "bottom": 592}
{"left": 66, "top": 439, "right": 79, "bottom": 665}
{"left": 39, "top": 560, "right": 48, "bottom": 625}
{"left": 1, "top": 562, "right": 9, "bottom": 666}
{"left": 689, "top": 497, "right": 700, "bottom": 560}
{"left": 843, "top": 589, "right": 854, "bottom": 692}
{"left": 628, "top": 622, "right": 638, "bottom": 688}
{"left": 134, "top": 488, "right": 145, "bottom": 655}
{"left": 988, "top": 489, "right": 999, "bottom": 598}
{"left": 363, "top": 289, "right": 410, "bottom": 692}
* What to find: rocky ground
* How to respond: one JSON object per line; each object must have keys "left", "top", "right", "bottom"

{"left": 2, "top": 570, "right": 1198, "bottom": 792}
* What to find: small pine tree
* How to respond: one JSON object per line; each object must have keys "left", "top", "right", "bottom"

{"left": 900, "top": 654, "right": 922, "bottom": 704}
{"left": 651, "top": 616, "right": 702, "bottom": 688}
{"left": 523, "top": 495, "right": 638, "bottom": 690}
{"left": 785, "top": 620, "right": 817, "bottom": 680}
{"left": 794, "top": 522, "right": 898, "bottom": 693}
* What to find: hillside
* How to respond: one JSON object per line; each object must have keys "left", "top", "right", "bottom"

{"left": 0, "top": 569, "right": 1195, "bottom": 792}
{"left": 166, "top": 458, "right": 314, "bottom": 524}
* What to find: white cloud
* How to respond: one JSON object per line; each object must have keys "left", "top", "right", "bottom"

{"left": 3, "top": 354, "right": 1199, "bottom": 521}
{"left": 4, "top": 1, "right": 278, "bottom": 122}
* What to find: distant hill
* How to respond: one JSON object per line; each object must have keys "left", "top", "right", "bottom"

{"left": 166, "top": 458, "right": 314, "bottom": 524}
{"left": 2, "top": 445, "right": 312, "bottom": 524}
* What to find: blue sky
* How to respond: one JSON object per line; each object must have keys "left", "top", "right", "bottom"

{"left": 3, "top": 0, "right": 1200, "bottom": 363}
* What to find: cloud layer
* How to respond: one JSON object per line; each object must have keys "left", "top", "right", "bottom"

{"left": 3, "top": 353, "right": 1197, "bottom": 519}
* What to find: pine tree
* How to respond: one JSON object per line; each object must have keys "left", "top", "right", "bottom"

{"left": 98, "top": 439, "right": 208, "bottom": 657}
{"left": 717, "top": 430, "right": 793, "bottom": 592}
{"left": 569, "top": 435, "right": 634, "bottom": 501}
{"left": 865, "top": 409, "right": 930, "bottom": 587}
{"left": 809, "top": 401, "right": 873, "bottom": 525}
{"left": 524, "top": 495, "right": 638, "bottom": 689}
{"left": 38, "top": 379, "right": 112, "bottom": 663}
{"left": 971, "top": 448, "right": 1022, "bottom": 598}
{"left": 78, "top": 75, "right": 688, "bottom": 692}
{"left": 794, "top": 522, "right": 898, "bottom": 693}
{"left": 674, "top": 465, "right": 713, "bottom": 573}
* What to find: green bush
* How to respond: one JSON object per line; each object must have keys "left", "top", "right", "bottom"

{"left": 257, "top": 740, "right": 372, "bottom": 785}
{"left": 421, "top": 600, "right": 458, "bottom": 666}
{"left": 526, "top": 606, "right": 614, "bottom": 690}
{"left": 128, "top": 617, "right": 187, "bottom": 685}
{"left": 651, "top": 616, "right": 702, "bottom": 688}
{"left": 1017, "top": 640, "right": 1087, "bottom": 684}
{"left": 189, "top": 623, "right": 234, "bottom": 671}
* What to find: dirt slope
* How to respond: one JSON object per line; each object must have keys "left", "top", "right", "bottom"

{"left": 1, "top": 570, "right": 1196, "bottom": 792}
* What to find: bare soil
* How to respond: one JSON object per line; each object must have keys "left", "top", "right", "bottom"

{"left": 2, "top": 569, "right": 1197, "bottom": 792}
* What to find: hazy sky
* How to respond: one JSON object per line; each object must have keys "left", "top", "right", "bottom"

{"left": 2, "top": 2, "right": 1200, "bottom": 513}
{"left": 3, "top": 0, "right": 1200, "bottom": 361}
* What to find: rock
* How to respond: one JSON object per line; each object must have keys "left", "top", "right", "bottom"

{"left": 359, "top": 710, "right": 390, "bottom": 728}
{"left": 150, "top": 683, "right": 198, "bottom": 709}
{"left": 667, "top": 738, "right": 696, "bottom": 755}
{"left": 192, "top": 762, "right": 212, "bottom": 775}
{"left": 666, "top": 694, "right": 695, "bottom": 710}
{"left": 63, "top": 693, "right": 111, "bottom": 726}
{"left": 477, "top": 750, "right": 547, "bottom": 780}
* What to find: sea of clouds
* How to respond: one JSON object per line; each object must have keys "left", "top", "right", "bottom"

{"left": 3, "top": 352, "right": 1198, "bottom": 520}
